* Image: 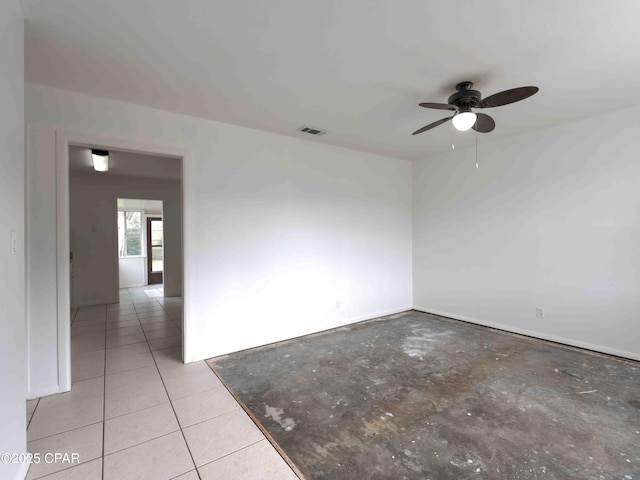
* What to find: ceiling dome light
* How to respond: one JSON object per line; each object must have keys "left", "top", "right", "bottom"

{"left": 452, "top": 111, "right": 477, "bottom": 132}
{"left": 91, "top": 149, "right": 109, "bottom": 172}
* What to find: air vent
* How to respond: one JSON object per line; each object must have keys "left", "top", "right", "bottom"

{"left": 297, "top": 125, "right": 327, "bottom": 136}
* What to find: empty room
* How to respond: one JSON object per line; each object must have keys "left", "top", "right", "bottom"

{"left": 2, "top": 1, "right": 640, "bottom": 479}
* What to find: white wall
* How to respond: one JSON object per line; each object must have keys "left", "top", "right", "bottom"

{"left": 413, "top": 105, "right": 640, "bottom": 360}
{"left": 119, "top": 257, "right": 146, "bottom": 288}
{"left": 26, "top": 84, "right": 413, "bottom": 366}
{"left": 70, "top": 171, "right": 180, "bottom": 306}
{"left": 0, "top": 1, "right": 27, "bottom": 480}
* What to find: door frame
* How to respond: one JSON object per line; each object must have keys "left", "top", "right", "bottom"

{"left": 55, "top": 129, "right": 189, "bottom": 391}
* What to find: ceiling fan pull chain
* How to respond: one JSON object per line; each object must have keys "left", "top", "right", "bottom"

{"left": 451, "top": 122, "right": 455, "bottom": 150}
{"left": 475, "top": 129, "right": 479, "bottom": 169}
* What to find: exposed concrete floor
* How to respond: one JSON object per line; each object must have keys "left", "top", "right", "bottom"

{"left": 209, "top": 311, "right": 640, "bottom": 479}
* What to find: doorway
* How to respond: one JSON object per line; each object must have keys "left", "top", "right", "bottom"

{"left": 116, "top": 198, "right": 165, "bottom": 290}
{"left": 26, "top": 127, "right": 189, "bottom": 397}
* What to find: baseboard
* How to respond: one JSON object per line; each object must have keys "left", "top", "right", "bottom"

{"left": 197, "top": 306, "right": 414, "bottom": 363}
{"left": 413, "top": 306, "right": 640, "bottom": 362}
{"left": 27, "top": 385, "right": 62, "bottom": 400}
{"left": 71, "top": 296, "right": 118, "bottom": 308}
{"left": 334, "top": 306, "right": 413, "bottom": 329}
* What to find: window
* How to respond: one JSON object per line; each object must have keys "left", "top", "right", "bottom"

{"left": 118, "top": 211, "right": 142, "bottom": 256}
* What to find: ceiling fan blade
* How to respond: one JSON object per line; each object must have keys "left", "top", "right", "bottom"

{"left": 419, "top": 102, "right": 457, "bottom": 111}
{"left": 472, "top": 113, "right": 496, "bottom": 133}
{"left": 476, "top": 86, "right": 538, "bottom": 108}
{"left": 412, "top": 116, "right": 453, "bottom": 135}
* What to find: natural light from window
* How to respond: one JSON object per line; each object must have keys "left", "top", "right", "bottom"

{"left": 118, "top": 210, "right": 142, "bottom": 257}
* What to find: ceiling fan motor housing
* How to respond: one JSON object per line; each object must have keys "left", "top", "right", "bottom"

{"left": 447, "top": 81, "right": 481, "bottom": 110}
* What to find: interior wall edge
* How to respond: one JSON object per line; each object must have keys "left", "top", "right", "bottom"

{"left": 413, "top": 306, "right": 640, "bottom": 363}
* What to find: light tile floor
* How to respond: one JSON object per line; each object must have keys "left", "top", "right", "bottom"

{"left": 26, "top": 286, "right": 298, "bottom": 480}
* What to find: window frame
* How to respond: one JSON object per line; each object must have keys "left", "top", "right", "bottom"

{"left": 117, "top": 209, "right": 145, "bottom": 258}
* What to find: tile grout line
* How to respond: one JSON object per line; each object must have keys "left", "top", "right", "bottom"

{"left": 43, "top": 290, "right": 184, "bottom": 479}
{"left": 70, "top": 307, "right": 78, "bottom": 327}
{"left": 196, "top": 438, "right": 265, "bottom": 470}
{"left": 26, "top": 420, "right": 104, "bottom": 443}
{"left": 33, "top": 305, "right": 105, "bottom": 478}
{"left": 102, "top": 425, "right": 181, "bottom": 458}
{"left": 174, "top": 404, "right": 242, "bottom": 430}
{"left": 156, "top": 297, "right": 182, "bottom": 331}
{"left": 37, "top": 289, "right": 292, "bottom": 480}
{"left": 206, "top": 363, "right": 302, "bottom": 479}
{"left": 33, "top": 457, "right": 100, "bottom": 480}
{"left": 168, "top": 471, "right": 198, "bottom": 480}
{"left": 26, "top": 398, "right": 40, "bottom": 430}
{"left": 135, "top": 289, "right": 202, "bottom": 480}
{"left": 103, "top": 290, "right": 135, "bottom": 478}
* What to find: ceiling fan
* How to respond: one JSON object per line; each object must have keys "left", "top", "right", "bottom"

{"left": 412, "top": 81, "right": 539, "bottom": 135}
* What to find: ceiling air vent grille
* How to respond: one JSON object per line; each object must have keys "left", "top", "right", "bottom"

{"left": 297, "top": 126, "right": 327, "bottom": 136}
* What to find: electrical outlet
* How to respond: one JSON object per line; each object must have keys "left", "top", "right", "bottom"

{"left": 335, "top": 300, "right": 341, "bottom": 309}
{"left": 536, "top": 307, "right": 545, "bottom": 319}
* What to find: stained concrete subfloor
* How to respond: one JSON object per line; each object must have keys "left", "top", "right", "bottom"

{"left": 209, "top": 311, "right": 640, "bottom": 480}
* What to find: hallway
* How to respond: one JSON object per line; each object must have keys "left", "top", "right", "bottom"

{"left": 25, "top": 288, "right": 297, "bottom": 479}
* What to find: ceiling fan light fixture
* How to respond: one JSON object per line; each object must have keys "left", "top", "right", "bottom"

{"left": 452, "top": 111, "right": 477, "bottom": 132}
{"left": 91, "top": 149, "right": 109, "bottom": 172}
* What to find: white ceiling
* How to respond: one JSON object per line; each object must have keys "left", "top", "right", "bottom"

{"left": 23, "top": 0, "right": 640, "bottom": 160}
{"left": 69, "top": 146, "right": 181, "bottom": 181}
